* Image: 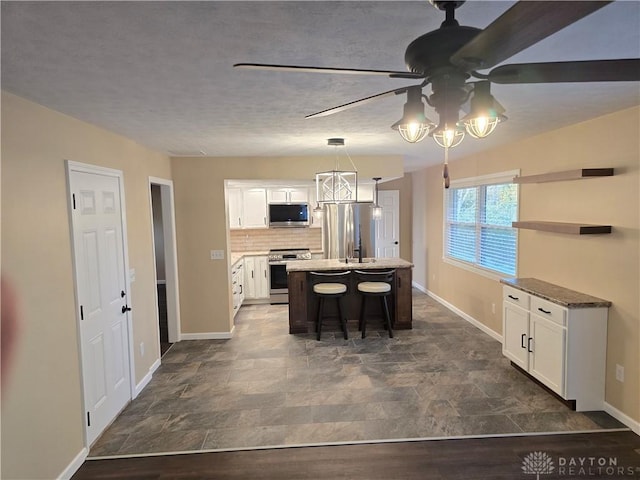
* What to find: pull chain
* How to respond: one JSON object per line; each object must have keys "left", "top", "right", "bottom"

{"left": 443, "top": 146, "right": 450, "bottom": 189}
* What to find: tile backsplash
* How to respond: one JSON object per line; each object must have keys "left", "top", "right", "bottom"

{"left": 230, "top": 228, "right": 322, "bottom": 252}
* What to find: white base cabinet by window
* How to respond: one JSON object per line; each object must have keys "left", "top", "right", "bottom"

{"left": 502, "top": 283, "right": 608, "bottom": 411}
{"left": 243, "top": 255, "right": 269, "bottom": 301}
{"left": 231, "top": 260, "right": 244, "bottom": 317}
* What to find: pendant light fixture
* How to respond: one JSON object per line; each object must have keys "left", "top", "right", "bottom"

{"left": 371, "top": 177, "right": 382, "bottom": 220}
{"left": 312, "top": 180, "right": 324, "bottom": 220}
{"left": 315, "top": 138, "right": 358, "bottom": 204}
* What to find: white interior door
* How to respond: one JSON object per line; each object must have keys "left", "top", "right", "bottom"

{"left": 68, "top": 163, "right": 132, "bottom": 446}
{"left": 375, "top": 190, "right": 400, "bottom": 258}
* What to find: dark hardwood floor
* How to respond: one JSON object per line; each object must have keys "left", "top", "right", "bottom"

{"left": 73, "top": 431, "right": 640, "bottom": 479}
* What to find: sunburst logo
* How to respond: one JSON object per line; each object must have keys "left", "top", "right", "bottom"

{"left": 522, "top": 451, "right": 555, "bottom": 479}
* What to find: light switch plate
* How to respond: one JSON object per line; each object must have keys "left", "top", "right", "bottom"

{"left": 210, "top": 250, "right": 224, "bottom": 260}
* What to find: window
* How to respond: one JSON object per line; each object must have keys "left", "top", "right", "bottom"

{"left": 444, "top": 171, "right": 519, "bottom": 277}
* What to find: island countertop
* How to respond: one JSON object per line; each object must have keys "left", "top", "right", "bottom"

{"left": 287, "top": 257, "right": 413, "bottom": 272}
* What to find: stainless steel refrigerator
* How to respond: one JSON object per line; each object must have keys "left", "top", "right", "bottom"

{"left": 322, "top": 203, "right": 375, "bottom": 260}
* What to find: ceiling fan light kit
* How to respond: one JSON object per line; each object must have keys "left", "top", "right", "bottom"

{"left": 391, "top": 85, "right": 436, "bottom": 143}
{"left": 236, "top": 0, "right": 639, "bottom": 182}
{"left": 460, "top": 81, "right": 506, "bottom": 139}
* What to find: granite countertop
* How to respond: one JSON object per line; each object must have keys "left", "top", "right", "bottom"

{"left": 501, "top": 278, "right": 612, "bottom": 308}
{"left": 230, "top": 250, "right": 324, "bottom": 267}
{"left": 287, "top": 257, "right": 413, "bottom": 272}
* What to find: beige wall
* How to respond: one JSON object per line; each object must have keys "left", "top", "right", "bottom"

{"left": 171, "top": 155, "right": 404, "bottom": 336}
{"left": 1, "top": 92, "right": 172, "bottom": 479}
{"left": 413, "top": 106, "right": 640, "bottom": 425}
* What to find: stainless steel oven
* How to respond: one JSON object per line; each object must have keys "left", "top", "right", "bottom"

{"left": 268, "top": 248, "right": 312, "bottom": 304}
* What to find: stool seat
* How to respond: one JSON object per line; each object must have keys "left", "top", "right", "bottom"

{"left": 357, "top": 282, "right": 391, "bottom": 294}
{"left": 314, "top": 283, "right": 348, "bottom": 295}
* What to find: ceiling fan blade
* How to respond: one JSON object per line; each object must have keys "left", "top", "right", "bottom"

{"left": 450, "top": 1, "right": 613, "bottom": 70}
{"left": 233, "top": 63, "right": 424, "bottom": 79}
{"left": 306, "top": 87, "right": 411, "bottom": 119}
{"left": 489, "top": 59, "right": 640, "bottom": 84}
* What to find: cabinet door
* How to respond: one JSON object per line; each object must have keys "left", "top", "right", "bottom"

{"left": 243, "top": 257, "right": 257, "bottom": 299}
{"left": 255, "top": 256, "right": 270, "bottom": 298}
{"left": 227, "top": 188, "right": 243, "bottom": 229}
{"left": 267, "top": 188, "right": 289, "bottom": 203}
{"left": 242, "top": 189, "right": 267, "bottom": 228}
{"left": 357, "top": 183, "right": 374, "bottom": 202}
{"left": 289, "top": 188, "right": 309, "bottom": 203}
{"left": 503, "top": 303, "right": 529, "bottom": 371}
{"left": 237, "top": 264, "right": 245, "bottom": 305}
{"left": 530, "top": 314, "right": 566, "bottom": 396}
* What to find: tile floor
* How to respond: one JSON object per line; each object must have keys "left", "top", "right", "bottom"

{"left": 89, "top": 290, "right": 625, "bottom": 457}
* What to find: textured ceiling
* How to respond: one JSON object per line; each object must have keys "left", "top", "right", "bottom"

{"left": 2, "top": 1, "right": 639, "bottom": 171}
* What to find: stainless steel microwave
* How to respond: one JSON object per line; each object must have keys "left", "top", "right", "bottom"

{"left": 268, "top": 203, "right": 309, "bottom": 227}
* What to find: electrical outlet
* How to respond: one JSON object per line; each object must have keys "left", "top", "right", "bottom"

{"left": 616, "top": 364, "right": 624, "bottom": 382}
{"left": 140, "top": 342, "right": 145, "bottom": 357}
{"left": 432, "top": 274, "right": 436, "bottom": 281}
{"left": 210, "top": 250, "right": 224, "bottom": 260}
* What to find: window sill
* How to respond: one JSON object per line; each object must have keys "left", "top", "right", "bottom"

{"left": 443, "top": 256, "right": 516, "bottom": 282}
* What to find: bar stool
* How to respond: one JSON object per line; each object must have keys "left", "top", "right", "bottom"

{"left": 309, "top": 271, "right": 350, "bottom": 341}
{"left": 355, "top": 269, "right": 395, "bottom": 339}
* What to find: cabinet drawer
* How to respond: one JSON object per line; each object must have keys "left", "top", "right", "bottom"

{"left": 530, "top": 296, "right": 566, "bottom": 326}
{"left": 503, "top": 286, "right": 530, "bottom": 310}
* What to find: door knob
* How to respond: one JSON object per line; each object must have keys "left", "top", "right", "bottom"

{"left": 394, "top": 241, "right": 399, "bottom": 245}
{"left": 122, "top": 305, "right": 132, "bottom": 314}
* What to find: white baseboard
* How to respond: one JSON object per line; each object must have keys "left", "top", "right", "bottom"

{"left": 180, "top": 326, "right": 235, "bottom": 340}
{"left": 412, "top": 281, "right": 502, "bottom": 342}
{"left": 604, "top": 401, "right": 640, "bottom": 434}
{"left": 133, "top": 358, "right": 161, "bottom": 399}
{"left": 58, "top": 447, "right": 88, "bottom": 480}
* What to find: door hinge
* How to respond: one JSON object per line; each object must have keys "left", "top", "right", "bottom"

{"left": 72, "top": 193, "right": 77, "bottom": 210}
{"left": 87, "top": 411, "right": 91, "bottom": 426}
{"left": 80, "top": 305, "right": 84, "bottom": 320}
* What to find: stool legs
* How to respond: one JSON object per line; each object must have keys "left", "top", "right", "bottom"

{"left": 316, "top": 295, "right": 348, "bottom": 341}
{"left": 381, "top": 296, "right": 393, "bottom": 338}
{"left": 359, "top": 295, "right": 366, "bottom": 339}
{"left": 358, "top": 295, "right": 393, "bottom": 339}
{"left": 316, "top": 297, "right": 324, "bottom": 341}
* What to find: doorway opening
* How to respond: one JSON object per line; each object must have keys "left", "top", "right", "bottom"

{"left": 149, "top": 178, "right": 181, "bottom": 357}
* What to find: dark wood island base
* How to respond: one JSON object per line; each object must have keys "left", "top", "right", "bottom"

{"left": 287, "top": 258, "right": 414, "bottom": 335}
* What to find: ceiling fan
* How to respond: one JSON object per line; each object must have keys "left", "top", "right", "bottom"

{"left": 235, "top": 1, "right": 639, "bottom": 156}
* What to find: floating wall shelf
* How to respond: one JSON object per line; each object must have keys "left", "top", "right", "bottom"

{"left": 512, "top": 221, "right": 612, "bottom": 235}
{"left": 513, "top": 168, "right": 614, "bottom": 184}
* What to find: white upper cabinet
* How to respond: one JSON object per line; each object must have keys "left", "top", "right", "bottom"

{"left": 242, "top": 188, "right": 268, "bottom": 228}
{"left": 228, "top": 187, "right": 243, "bottom": 229}
{"left": 267, "top": 187, "right": 309, "bottom": 204}
{"left": 357, "top": 183, "right": 374, "bottom": 202}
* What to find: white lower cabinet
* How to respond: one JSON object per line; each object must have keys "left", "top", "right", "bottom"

{"left": 502, "top": 284, "right": 608, "bottom": 411}
{"left": 231, "top": 260, "right": 244, "bottom": 317}
{"left": 243, "top": 255, "right": 269, "bottom": 301}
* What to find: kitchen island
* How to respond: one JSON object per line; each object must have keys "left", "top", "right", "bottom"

{"left": 287, "top": 258, "right": 413, "bottom": 334}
